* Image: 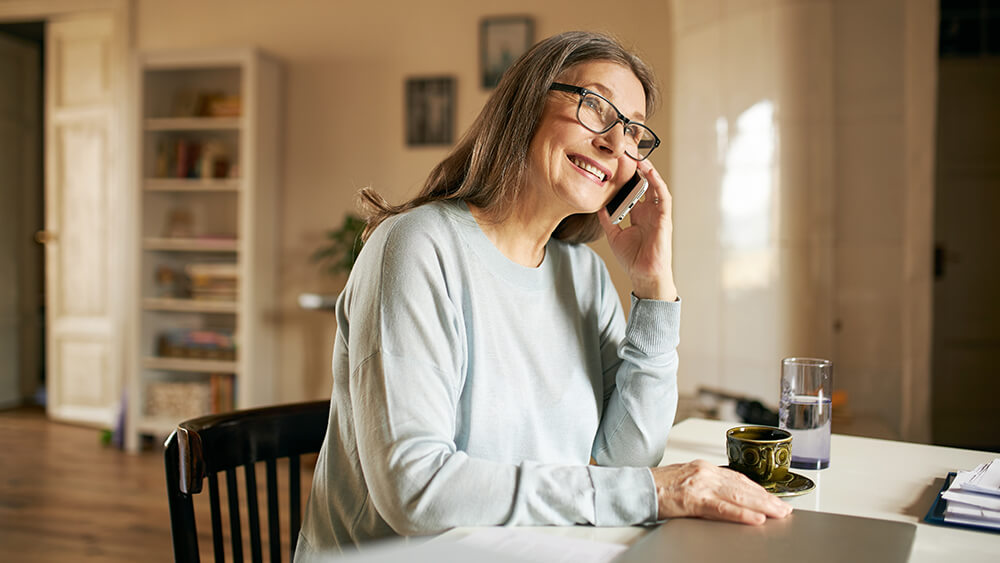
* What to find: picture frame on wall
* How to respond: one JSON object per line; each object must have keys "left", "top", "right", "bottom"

{"left": 405, "top": 76, "right": 456, "bottom": 146}
{"left": 481, "top": 16, "right": 534, "bottom": 88}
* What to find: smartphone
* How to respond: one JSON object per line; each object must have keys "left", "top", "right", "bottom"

{"left": 605, "top": 170, "right": 648, "bottom": 225}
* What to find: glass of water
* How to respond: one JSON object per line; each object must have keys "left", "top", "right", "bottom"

{"left": 779, "top": 358, "right": 833, "bottom": 469}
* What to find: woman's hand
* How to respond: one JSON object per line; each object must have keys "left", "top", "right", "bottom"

{"left": 598, "top": 160, "right": 677, "bottom": 301}
{"left": 651, "top": 460, "right": 792, "bottom": 524}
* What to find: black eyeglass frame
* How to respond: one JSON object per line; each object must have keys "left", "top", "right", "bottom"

{"left": 549, "top": 82, "right": 661, "bottom": 161}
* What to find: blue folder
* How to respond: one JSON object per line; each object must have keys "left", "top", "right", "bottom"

{"left": 924, "top": 471, "right": 1000, "bottom": 534}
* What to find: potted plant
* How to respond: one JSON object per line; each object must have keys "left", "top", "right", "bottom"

{"left": 311, "top": 213, "right": 366, "bottom": 276}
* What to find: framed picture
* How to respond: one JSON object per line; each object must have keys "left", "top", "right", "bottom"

{"left": 480, "top": 16, "right": 534, "bottom": 88}
{"left": 405, "top": 76, "right": 456, "bottom": 146}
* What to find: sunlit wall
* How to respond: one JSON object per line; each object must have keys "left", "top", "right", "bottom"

{"left": 669, "top": 0, "right": 936, "bottom": 442}
{"left": 670, "top": 0, "right": 835, "bottom": 407}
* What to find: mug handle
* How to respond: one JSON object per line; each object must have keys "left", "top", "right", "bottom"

{"left": 761, "top": 446, "right": 775, "bottom": 482}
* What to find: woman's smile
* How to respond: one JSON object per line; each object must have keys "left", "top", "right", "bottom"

{"left": 568, "top": 154, "right": 609, "bottom": 183}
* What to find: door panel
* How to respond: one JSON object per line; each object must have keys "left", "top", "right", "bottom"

{"left": 932, "top": 59, "right": 1000, "bottom": 450}
{"left": 52, "top": 122, "right": 108, "bottom": 316}
{"left": 45, "top": 15, "right": 120, "bottom": 426}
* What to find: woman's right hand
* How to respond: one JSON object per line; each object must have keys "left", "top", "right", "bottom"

{"left": 651, "top": 460, "right": 793, "bottom": 525}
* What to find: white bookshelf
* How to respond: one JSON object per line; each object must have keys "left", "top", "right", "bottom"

{"left": 127, "top": 48, "right": 282, "bottom": 452}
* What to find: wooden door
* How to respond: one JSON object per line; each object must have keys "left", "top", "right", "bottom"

{"left": 44, "top": 15, "right": 122, "bottom": 426}
{"left": 932, "top": 58, "right": 1000, "bottom": 450}
{"left": 0, "top": 33, "right": 40, "bottom": 408}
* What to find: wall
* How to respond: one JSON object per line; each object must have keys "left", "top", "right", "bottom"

{"left": 669, "top": 0, "right": 936, "bottom": 441}
{"left": 833, "top": 0, "right": 935, "bottom": 441}
{"left": 670, "top": 0, "right": 836, "bottom": 407}
{"left": 134, "top": 0, "right": 674, "bottom": 401}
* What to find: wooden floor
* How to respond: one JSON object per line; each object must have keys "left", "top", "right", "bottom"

{"left": 0, "top": 406, "right": 314, "bottom": 562}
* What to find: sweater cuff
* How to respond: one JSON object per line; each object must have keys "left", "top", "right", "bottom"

{"left": 588, "top": 465, "right": 658, "bottom": 526}
{"left": 626, "top": 295, "right": 681, "bottom": 355}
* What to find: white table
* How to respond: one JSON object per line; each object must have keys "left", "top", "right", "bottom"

{"left": 660, "top": 418, "right": 999, "bottom": 562}
{"left": 443, "top": 417, "right": 1000, "bottom": 562}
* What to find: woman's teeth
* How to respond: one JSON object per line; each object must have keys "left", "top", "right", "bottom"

{"left": 570, "top": 156, "right": 606, "bottom": 181}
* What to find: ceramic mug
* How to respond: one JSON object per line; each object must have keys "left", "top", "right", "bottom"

{"left": 726, "top": 425, "right": 793, "bottom": 484}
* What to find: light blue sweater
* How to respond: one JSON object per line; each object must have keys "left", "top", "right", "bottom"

{"left": 296, "top": 200, "right": 680, "bottom": 559}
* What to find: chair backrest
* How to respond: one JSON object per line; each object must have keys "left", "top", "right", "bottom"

{"left": 164, "top": 400, "right": 330, "bottom": 563}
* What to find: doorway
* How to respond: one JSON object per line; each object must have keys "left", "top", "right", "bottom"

{"left": 932, "top": 0, "right": 1000, "bottom": 451}
{"left": 0, "top": 22, "right": 44, "bottom": 409}
{"left": 0, "top": 2, "right": 132, "bottom": 429}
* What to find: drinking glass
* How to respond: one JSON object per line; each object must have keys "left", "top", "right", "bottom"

{"left": 779, "top": 358, "right": 833, "bottom": 469}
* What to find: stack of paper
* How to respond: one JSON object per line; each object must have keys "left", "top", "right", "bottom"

{"left": 941, "top": 458, "right": 1000, "bottom": 530}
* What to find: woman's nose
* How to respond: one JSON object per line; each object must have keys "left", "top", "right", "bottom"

{"left": 595, "top": 121, "right": 627, "bottom": 157}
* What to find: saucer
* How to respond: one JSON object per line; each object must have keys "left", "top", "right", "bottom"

{"left": 761, "top": 471, "right": 815, "bottom": 497}
{"left": 721, "top": 466, "right": 816, "bottom": 497}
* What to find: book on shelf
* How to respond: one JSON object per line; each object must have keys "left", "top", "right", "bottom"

{"left": 210, "top": 373, "right": 236, "bottom": 413}
{"left": 175, "top": 139, "right": 198, "bottom": 178}
{"left": 157, "top": 138, "right": 233, "bottom": 179}
{"left": 185, "top": 262, "right": 239, "bottom": 301}
{"left": 185, "top": 262, "right": 239, "bottom": 278}
{"left": 157, "top": 328, "right": 236, "bottom": 361}
{"left": 203, "top": 94, "right": 241, "bottom": 117}
{"left": 172, "top": 90, "right": 242, "bottom": 118}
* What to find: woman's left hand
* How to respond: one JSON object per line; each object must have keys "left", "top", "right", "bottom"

{"left": 598, "top": 160, "right": 677, "bottom": 301}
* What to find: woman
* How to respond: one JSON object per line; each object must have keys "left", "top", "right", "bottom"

{"left": 296, "top": 31, "right": 790, "bottom": 558}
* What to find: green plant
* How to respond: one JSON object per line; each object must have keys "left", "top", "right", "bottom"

{"left": 311, "top": 214, "right": 366, "bottom": 276}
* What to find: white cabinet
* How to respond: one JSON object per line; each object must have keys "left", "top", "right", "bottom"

{"left": 127, "top": 48, "right": 281, "bottom": 451}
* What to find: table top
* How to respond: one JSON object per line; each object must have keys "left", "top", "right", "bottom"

{"left": 442, "top": 417, "right": 1000, "bottom": 562}
{"left": 663, "top": 418, "right": 999, "bottom": 562}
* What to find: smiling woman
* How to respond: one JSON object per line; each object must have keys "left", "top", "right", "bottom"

{"left": 294, "top": 31, "right": 789, "bottom": 561}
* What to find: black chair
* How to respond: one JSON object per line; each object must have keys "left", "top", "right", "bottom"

{"left": 164, "top": 400, "right": 330, "bottom": 563}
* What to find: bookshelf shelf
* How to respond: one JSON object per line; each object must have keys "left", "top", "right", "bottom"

{"left": 144, "top": 178, "right": 241, "bottom": 192}
{"left": 143, "top": 297, "right": 239, "bottom": 313}
{"left": 128, "top": 48, "right": 281, "bottom": 452}
{"left": 144, "top": 116, "right": 242, "bottom": 131}
{"left": 143, "top": 356, "right": 239, "bottom": 374}
{"left": 143, "top": 237, "right": 239, "bottom": 252}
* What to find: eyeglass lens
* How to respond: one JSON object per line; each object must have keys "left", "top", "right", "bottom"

{"left": 578, "top": 93, "right": 657, "bottom": 160}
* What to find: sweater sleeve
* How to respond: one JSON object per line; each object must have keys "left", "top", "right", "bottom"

{"left": 591, "top": 270, "right": 681, "bottom": 468}
{"left": 345, "top": 221, "right": 657, "bottom": 535}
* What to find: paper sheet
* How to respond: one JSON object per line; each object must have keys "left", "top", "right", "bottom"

{"left": 941, "top": 488, "right": 1000, "bottom": 511}
{"left": 953, "top": 458, "right": 1000, "bottom": 496}
{"left": 944, "top": 499, "right": 1000, "bottom": 520}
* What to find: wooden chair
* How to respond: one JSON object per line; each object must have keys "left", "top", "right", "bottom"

{"left": 164, "top": 400, "right": 330, "bottom": 563}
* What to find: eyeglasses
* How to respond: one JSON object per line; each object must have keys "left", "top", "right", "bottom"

{"left": 549, "top": 82, "right": 660, "bottom": 161}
